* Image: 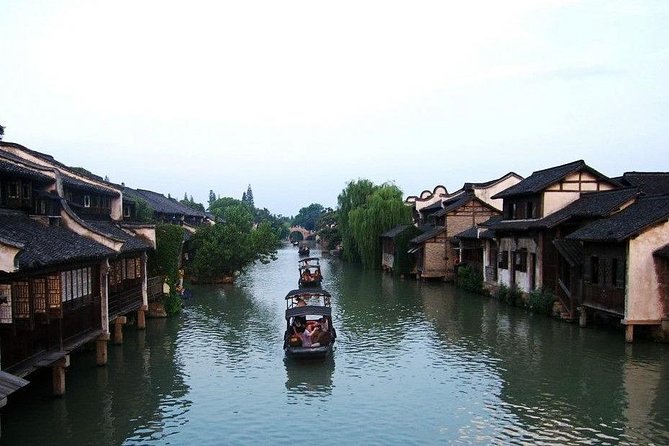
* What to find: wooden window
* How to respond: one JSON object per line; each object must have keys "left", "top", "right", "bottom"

{"left": 124, "top": 205, "right": 131, "bottom": 218}
{"left": 135, "top": 257, "right": 142, "bottom": 278}
{"left": 84, "top": 195, "right": 91, "bottom": 208}
{"left": 47, "top": 274, "right": 62, "bottom": 310}
{"left": 61, "top": 267, "right": 93, "bottom": 301}
{"left": 590, "top": 256, "right": 600, "bottom": 284}
{"left": 498, "top": 251, "right": 509, "bottom": 270}
{"left": 0, "top": 284, "right": 12, "bottom": 324}
{"left": 21, "top": 182, "right": 31, "bottom": 199}
{"left": 31, "top": 278, "right": 47, "bottom": 313}
{"left": 514, "top": 249, "right": 527, "bottom": 272}
{"left": 12, "top": 281, "right": 30, "bottom": 319}
{"left": 8, "top": 182, "right": 20, "bottom": 199}
{"left": 613, "top": 258, "right": 626, "bottom": 288}
{"left": 526, "top": 202, "right": 535, "bottom": 219}
{"left": 125, "top": 258, "right": 136, "bottom": 280}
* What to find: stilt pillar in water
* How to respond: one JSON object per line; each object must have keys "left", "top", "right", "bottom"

{"left": 137, "top": 305, "right": 147, "bottom": 330}
{"left": 52, "top": 355, "right": 70, "bottom": 397}
{"left": 625, "top": 324, "right": 634, "bottom": 343}
{"left": 113, "top": 316, "right": 127, "bottom": 345}
{"left": 579, "top": 307, "right": 587, "bottom": 328}
{"left": 97, "top": 333, "right": 110, "bottom": 366}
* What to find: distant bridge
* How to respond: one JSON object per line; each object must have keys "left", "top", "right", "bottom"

{"left": 289, "top": 226, "right": 316, "bottom": 241}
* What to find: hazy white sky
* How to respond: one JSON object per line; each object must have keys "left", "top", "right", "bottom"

{"left": 1, "top": 0, "right": 668, "bottom": 216}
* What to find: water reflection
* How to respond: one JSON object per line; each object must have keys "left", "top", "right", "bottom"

{"left": 284, "top": 357, "right": 335, "bottom": 396}
{"left": 3, "top": 246, "right": 669, "bottom": 444}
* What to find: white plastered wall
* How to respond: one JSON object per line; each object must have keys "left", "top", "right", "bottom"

{"left": 626, "top": 221, "right": 669, "bottom": 322}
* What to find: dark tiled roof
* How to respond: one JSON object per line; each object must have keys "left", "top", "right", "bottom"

{"left": 0, "top": 210, "right": 114, "bottom": 270}
{"left": 619, "top": 172, "right": 669, "bottom": 196}
{"left": 1, "top": 142, "right": 125, "bottom": 189}
{"left": 566, "top": 195, "right": 669, "bottom": 242}
{"left": 490, "top": 188, "right": 639, "bottom": 233}
{"left": 654, "top": 243, "right": 669, "bottom": 259}
{"left": 480, "top": 215, "right": 503, "bottom": 227}
{"left": 479, "top": 229, "right": 496, "bottom": 240}
{"left": 84, "top": 220, "right": 152, "bottom": 253}
{"left": 421, "top": 201, "right": 443, "bottom": 212}
{"left": 62, "top": 175, "right": 119, "bottom": 196}
{"left": 454, "top": 225, "right": 479, "bottom": 239}
{"left": 553, "top": 239, "right": 584, "bottom": 266}
{"left": 492, "top": 160, "right": 616, "bottom": 199}
{"left": 540, "top": 188, "right": 639, "bottom": 228}
{"left": 380, "top": 225, "right": 411, "bottom": 238}
{"left": 410, "top": 226, "right": 446, "bottom": 244}
{"left": 432, "top": 193, "right": 473, "bottom": 217}
{"left": 124, "top": 188, "right": 207, "bottom": 218}
{"left": 462, "top": 171, "right": 522, "bottom": 190}
{"left": 0, "top": 159, "right": 54, "bottom": 183}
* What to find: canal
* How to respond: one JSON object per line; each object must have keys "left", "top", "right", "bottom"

{"left": 2, "top": 246, "right": 669, "bottom": 444}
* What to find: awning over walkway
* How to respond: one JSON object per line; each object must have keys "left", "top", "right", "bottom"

{"left": 553, "top": 239, "right": 584, "bottom": 267}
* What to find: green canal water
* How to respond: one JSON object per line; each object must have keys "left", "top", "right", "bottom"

{"left": 2, "top": 246, "right": 669, "bottom": 445}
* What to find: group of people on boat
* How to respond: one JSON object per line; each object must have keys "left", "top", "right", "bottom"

{"left": 288, "top": 298, "right": 332, "bottom": 348}
{"left": 300, "top": 268, "right": 321, "bottom": 284}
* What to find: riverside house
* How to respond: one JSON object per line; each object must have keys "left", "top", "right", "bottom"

{"left": 0, "top": 141, "right": 155, "bottom": 400}
{"left": 409, "top": 190, "right": 502, "bottom": 281}
{"left": 564, "top": 194, "right": 669, "bottom": 342}
{"left": 404, "top": 173, "right": 520, "bottom": 281}
{"left": 484, "top": 160, "right": 621, "bottom": 301}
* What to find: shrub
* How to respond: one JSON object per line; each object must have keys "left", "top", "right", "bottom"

{"left": 457, "top": 264, "right": 483, "bottom": 294}
{"left": 528, "top": 288, "right": 557, "bottom": 316}
{"left": 495, "top": 283, "right": 523, "bottom": 306}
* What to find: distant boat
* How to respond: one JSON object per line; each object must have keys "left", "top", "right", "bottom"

{"left": 298, "top": 257, "right": 322, "bottom": 288}
{"left": 283, "top": 288, "right": 336, "bottom": 359}
{"left": 298, "top": 243, "right": 310, "bottom": 256}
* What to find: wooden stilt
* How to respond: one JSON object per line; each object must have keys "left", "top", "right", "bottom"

{"left": 579, "top": 307, "right": 587, "bottom": 328}
{"left": 52, "top": 355, "right": 70, "bottom": 397}
{"left": 96, "top": 338, "right": 108, "bottom": 366}
{"left": 137, "top": 306, "right": 147, "bottom": 330}
{"left": 113, "top": 316, "right": 127, "bottom": 345}
{"left": 625, "top": 324, "right": 634, "bottom": 343}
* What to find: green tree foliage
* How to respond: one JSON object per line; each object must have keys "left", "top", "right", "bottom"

{"left": 317, "top": 207, "right": 341, "bottom": 250}
{"left": 456, "top": 264, "right": 484, "bottom": 294}
{"left": 152, "top": 224, "right": 185, "bottom": 316}
{"left": 179, "top": 193, "right": 205, "bottom": 212}
{"left": 337, "top": 179, "right": 378, "bottom": 263}
{"left": 208, "top": 196, "right": 245, "bottom": 220}
{"left": 292, "top": 203, "right": 324, "bottom": 231}
{"left": 135, "top": 198, "right": 154, "bottom": 223}
{"left": 0, "top": 124, "right": 4, "bottom": 140}
{"left": 208, "top": 190, "right": 217, "bottom": 209}
{"left": 348, "top": 184, "right": 412, "bottom": 269}
{"left": 189, "top": 204, "right": 279, "bottom": 281}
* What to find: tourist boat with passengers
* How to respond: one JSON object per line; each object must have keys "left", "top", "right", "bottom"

{"left": 298, "top": 257, "right": 322, "bottom": 288}
{"left": 298, "top": 242, "right": 310, "bottom": 256}
{"left": 284, "top": 288, "right": 336, "bottom": 359}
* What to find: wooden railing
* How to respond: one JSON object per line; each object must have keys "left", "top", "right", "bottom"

{"left": 108, "top": 287, "right": 142, "bottom": 319}
{"left": 147, "top": 276, "right": 164, "bottom": 303}
{"left": 583, "top": 284, "right": 624, "bottom": 315}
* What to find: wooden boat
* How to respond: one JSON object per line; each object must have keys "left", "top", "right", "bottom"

{"left": 283, "top": 288, "right": 336, "bottom": 359}
{"left": 298, "top": 243, "right": 310, "bottom": 256}
{"left": 298, "top": 257, "right": 322, "bottom": 288}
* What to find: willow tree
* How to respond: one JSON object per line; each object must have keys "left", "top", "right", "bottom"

{"left": 337, "top": 179, "right": 378, "bottom": 263}
{"left": 348, "top": 184, "right": 412, "bottom": 269}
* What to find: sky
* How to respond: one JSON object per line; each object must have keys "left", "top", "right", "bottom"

{"left": 1, "top": 0, "right": 668, "bottom": 216}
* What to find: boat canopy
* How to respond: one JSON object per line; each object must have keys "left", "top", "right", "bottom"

{"left": 284, "top": 288, "right": 331, "bottom": 300}
{"left": 285, "top": 306, "right": 332, "bottom": 319}
{"left": 298, "top": 257, "right": 320, "bottom": 264}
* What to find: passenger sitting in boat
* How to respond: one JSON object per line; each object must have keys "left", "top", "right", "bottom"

{"left": 294, "top": 324, "right": 319, "bottom": 348}
{"left": 311, "top": 317, "right": 331, "bottom": 346}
